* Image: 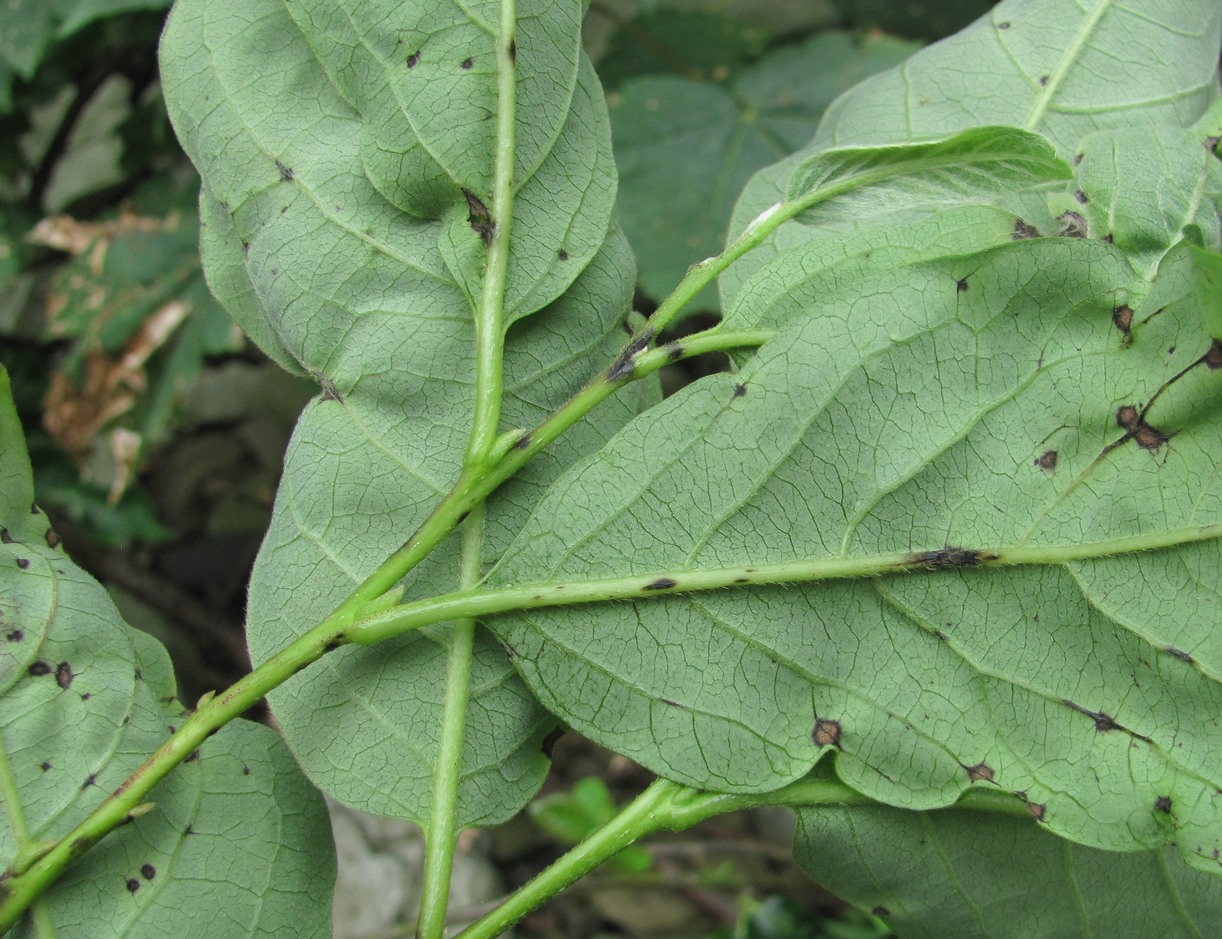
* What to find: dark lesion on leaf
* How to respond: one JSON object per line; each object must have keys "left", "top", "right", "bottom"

{"left": 607, "top": 328, "right": 655, "bottom": 382}
{"left": 27, "top": 660, "right": 52, "bottom": 677}
{"left": 1112, "top": 304, "right": 1134, "bottom": 339}
{"left": 1165, "top": 646, "right": 1195, "bottom": 664}
{"left": 1206, "top": 339, "right": 1222, "bottom": 369}
{"left": 1154, "top": 795, "right": 1173, "bottom": 813}
{"left": 1034, "top": 449, "right": 1058, "bottom": 471}
{"left": 1073, "top": 189, "right": 1089, "bottom": 205}
{"left": 0, "top": 527, "right": 12, "bottom": 543}
{"left": 274, "top": 159, "right": 294, "bottom": 182}
{"left": 956, "top": 277, "right": 969, "bottom": 293}
{"left": 733, "top": 382, "right": 747, "bottom": 398}
{"left": 665, "top": 342, "right": 684, "bottom": 362}
{"left": 1055, "top": 211, "right": 1088, "bottom": 238}
{"left": 462, "top": 187, "right": 495, "bottom": 246}
{"left": 317, "top": 373, "right": 344, "bottom": 403}
{"left": 1011, "top": 218, "right": 1041, "bottom": 240}
{"left": 642, "top": 577, "right": 678, "bottom": 591}
{"left": 460, "top": 57, "right": 474, "bottom": 70}
{"left": 812, "top": 718, "right": 841, "bottom": 748}
{"left": 906, "top": 547, "right": 996, "bottom": 570}
{"left": 5, "top": 629, "right": 23, "bottom": 642}
{"left": 141, "top": 864, "right": 156, "bottom": 880}
{"left": 55, "top": 661, "right": 74, "bottom": 690}
{"left": 407, "top": 51, "right": 420, "bottom": 69}
{"left": 964, "top": 761, "right": 994, "bottom": 783}
{"left": 125, "top": 878, "right": 140, "bottom": 894}
{"left": 15, "top": 557, "right": 29, "bottom": 569}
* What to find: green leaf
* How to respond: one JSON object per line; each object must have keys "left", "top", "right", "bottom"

{"left": 786, "top": 125, "right": 1071, "bottom": 224}
{"left": 161, "top": 0, "right": 655, "bottom": 827}
{"left": 725, "top": 0, "right": 1222, "bottom": 308}
{"left": 1058, "top": 123, "right": 1222, "bottom": 279}
{"left": 1188, "top": 243, "right": 1222, "bottom": 340}
{"left": 0, "top": 370, "right": 335, "bottom": 936}
{"left": 795, "top": 795, "right": 1222, "bottom": 937}
{"left": 490, "top": 235, "right": 1222, "bottom": 870}
{"left": 609, "top": 31, "right": 915, "bottom": 307}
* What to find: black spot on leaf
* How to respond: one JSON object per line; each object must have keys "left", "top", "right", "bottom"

{"left": 242, "top": 765, "right": 251, "bottom": 776}
{"left": 275, "top": 160, "right": 293, "bottom": 182}
{"left": 558, "top": 248, "right": 569, "bottom": 261}
{"left": 82, "top": 773, "right": 97, "bottom": 789}
{"left": 5, "top": 629, "right": 22, "bottom": 642}
{"left": 15, "top": 557, "right": 29, "bottom": 569}
{"left": 665, "top": 342, "right": 684, "bottom": 362}
{"left": 184, "top": 750, "right": 199, "bottom": 763}
{"left": 872, "top": 906, "right": 891, "bottom": 917}
{"left": 812, "top": 718, "right": 841, "bottom": 747}
{"left": 1011, "top": 218, "right": 1041, "bottom": 240}
{"left": 1166, "top": 647, "right": 1195, "bottom": 664}
{"left": 1155, "top": 795, "right": 1173, "bottom": 813}
{"left": 997, "top": 20, "right": 1010, "bottom": 28}
{"left": 40, "top": 761, "right": 51, "bottom": 772}
{"left": 126, "top": 878, "right": 140, "bottom": 894}
{"left": 513, "top": 431, "right": 533, "bottom": 451}
{"left": 1039, "top": 75, "right": 1049, "bottom": 86}
{"left": 908, "top": 547, "right": 991, "bottom": 569}
{"left": 460, "top": 57, "right": 474, "bottom": 70}
{"left": 45, "top": 528, "right": 60, "bottom": 548}
{"left": 733, "top": 383, "right": 747, "bottom": 397}
{"left": 733, "top": 577, "right": 749, "bottom": 584}
{"left": 0, "top": 527, "right": 11, "bottom": 543}
{"left": 661, "top": 698, "right": 684, "bottom": 708}
{"left": 55, "top": 661, "right": 74, "bottom": 689}
{"left": 28, "top": 660, "right": 52, "bottom": 677}
{"left": 956, "top": 277, "right": 969, "bottom": 292}
{"left": 642, "top": 578, "right": 678, "bottom": 591}
{"left": 508, "top": 39, "right": 516, "bottom": 63}
{"left": 1073, "top": 189, "right": 1089, "bottom": 205}
{"left": 141, "top": 864, "right": 156, "bottom": 880}
{"left": 1035, "top": 450, "right": 1058, "bottom": 471}
{"left": 607, "top": 328, "right": 654, "bottom": 382}
{"left": 407, "top": 51, "right": 420, "bottom": 68}
{"left": 134, "top": 667, "right": 142, "bottom": 680}
{"left": 323, "top": 640, "right": 341, "bottom": 653}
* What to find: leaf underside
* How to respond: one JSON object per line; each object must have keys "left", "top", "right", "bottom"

{"left": 161, "top": 0, "right": 654, "bottom": 826}
{"left": 0, "top": 372, "right": 335, "bottom": 937}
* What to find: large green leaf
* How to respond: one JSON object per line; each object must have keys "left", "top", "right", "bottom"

{"left": 0, "top": 370, "right": 335, "bottom": 936}
{"left": 609, "top": 30, "right": 915, "bottom": 306}
{"left": 160, "top": 0, "right": 653, "bottom": 826}
{"left": 490, "top": 229, "right": 1222, "bottom": 870}
{"left": 723, "top": 0, "right": 1222, "bottom": 308}
{"left": 795, "top": 787, "right": 1222, "bottom": 937}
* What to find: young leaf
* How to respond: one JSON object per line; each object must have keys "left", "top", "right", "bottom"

{"left": 160, "top": 0, "right": 654, "bottom": 827}
{"left": 795, "top": 797, "right": 1222, "bottom": 937}
{"left": 786, "top": 125, "right": 1070, "bottom": 225}
{"left": 0, "top": 370, "right": 334, "bottom": 936}
{"left": 489, "top": 235, "right": 1222, "bottom": 870}
{"left": 724, "top": 0, "right": 1222, "bottom": 307}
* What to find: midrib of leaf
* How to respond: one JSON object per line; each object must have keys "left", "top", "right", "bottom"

{"left": 348, "top": 522, "right": 1222, "bottom": 644}
{"left": 1022, "top": 0, "right": 1114, "bottom": 132}
{"left": 1158, "top": 847, "right": 1207, "bottom": 939}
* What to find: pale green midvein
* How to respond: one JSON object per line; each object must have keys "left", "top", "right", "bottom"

{"left": 1023, "top": 0, "right": 1113, "bottom": 131}
{"left": 348, "top": 523, "right": 1222, "bottom": 645}
{"left": 418, "top": 3, "right": 518, "bottom": 938}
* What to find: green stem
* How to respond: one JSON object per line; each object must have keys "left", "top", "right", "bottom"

{"left": 416, "top": 510, "right": 485, "bottom": 939}
{"left": 454, "top": 775, "right": 874, "bottom": 939}
{"left": 348, "top": 522, "right": 1222, "bottom": 645}
{"left": 419, "top": 1, "right": 518, "bottom": 930}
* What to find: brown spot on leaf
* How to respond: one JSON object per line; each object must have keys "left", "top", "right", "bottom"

{"left": 1206, "top": 339, "right": 1222, "bottom": 369}
{"left": 1155, "top": 795, "right": 1173, "bottom": 813}
{"left": 242, "top": 765, "right": 251, "bottom": 776}
{"left": 45, "top": 528, "right": 60, "bottom": 548}
{"left": 1115, "top": 405, "right": 1139, "bottom": 430}
{"left": 461, "top": 188, "right": 495, "bottom": 246}
{"left": 1112, "top": 305, "right": 1133, "bottom": 335}
{"left": 607, "top": 328, "right": 654, "bottom": 382}
{"left": 55, "top": 661, "right": 74, "bottom": 689}
{"left": 813, "top": 718, "right": 841, "bottom": 747}
{"left": 1026, "top": 800, "right": 1047, "bottom": 821}
{"left": 318, "top": 374, "right": 343, "bottom": 403}
{"left": 28, "top": 660, "right": 52, "bottom": 677}
{"left": 1133, "top": 423, "right": 1170, "bottom": 451}
{"left": 1035, "top": 450, "right": 1058, "bottom": 471}
{"left": 642, "top": 578, "right": 678, "bottom": 591}
{"left": 965, "top": 762, "right": 994, "bottom": 783}
{"left": 508, "top": 40, "right": 516, "bottom": 63}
